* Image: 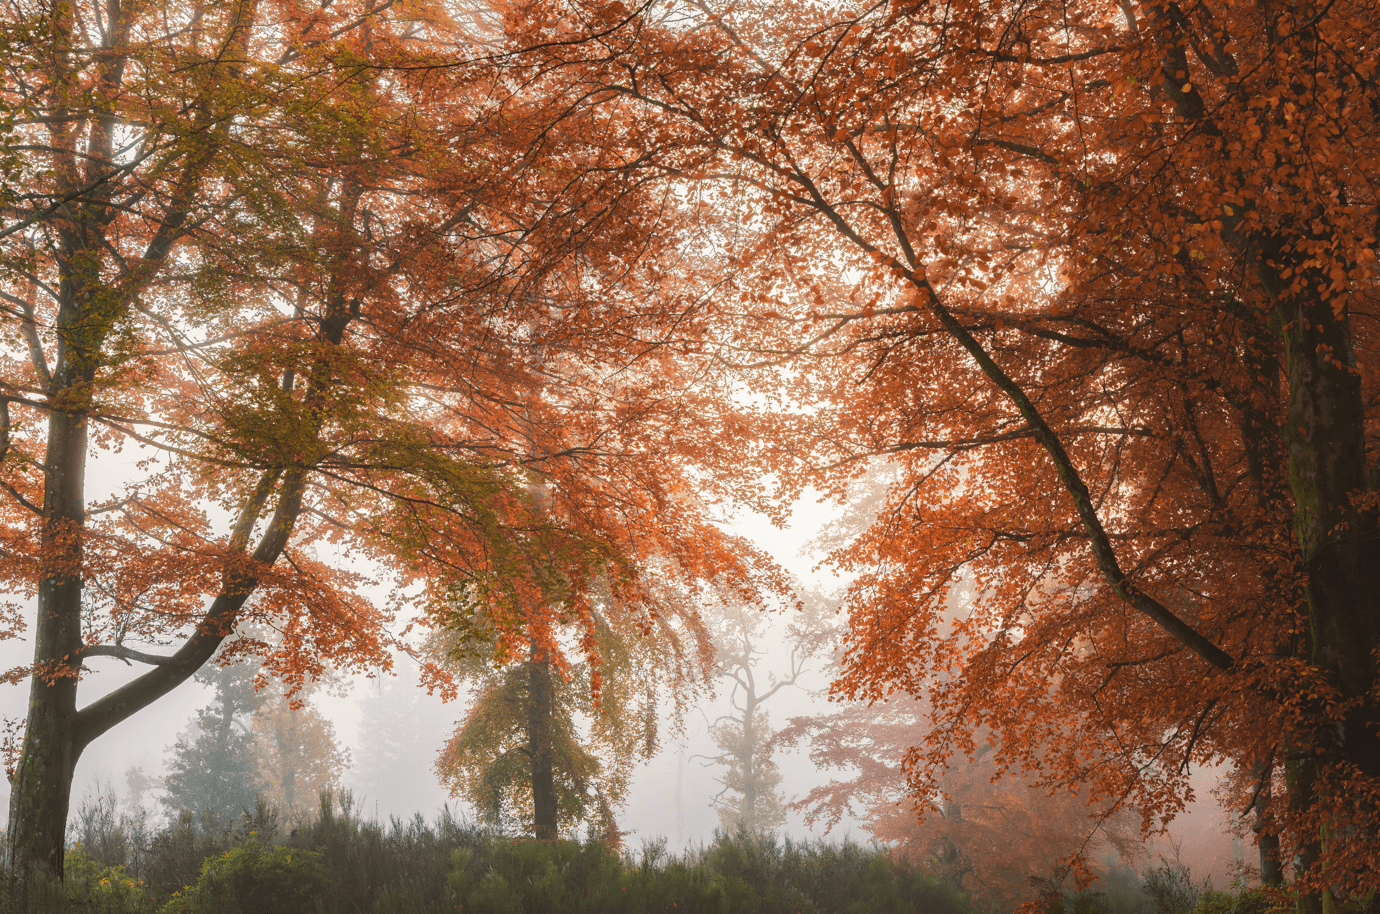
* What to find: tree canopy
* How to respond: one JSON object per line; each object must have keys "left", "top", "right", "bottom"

{"left": 488, "top": 0, "right": 1380, "bottom": 903}
{"left": 3, "top": 0, "right": 1378, "bottom": 906}
{"left": 0, "top": 0, "right": 772, "bottom": 888}
{"left": 434, "top": 597, "right": 670, "bottom": 841}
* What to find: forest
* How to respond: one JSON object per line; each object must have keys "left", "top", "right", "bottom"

{"left": 0, "top": 0, "right": 1376, "bottom": 909}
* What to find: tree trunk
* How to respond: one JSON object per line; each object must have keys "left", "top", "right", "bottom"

{"left": 1250, "top": 762, "right": 1283, "bottom": 887}
{"left": 1273, "top": 267, "right": 1380, "bottom": 910}
{"left": 528, "top": 650, "right": 558, "bottom": 840}
{"left": 741, "top": 698, "right": 757, "bottom": 829}
{"left": 2, "top": 3, "right": 297, "bottom": 892}
{"left": 6, "top": 251, "right": 102, "bottom": 890}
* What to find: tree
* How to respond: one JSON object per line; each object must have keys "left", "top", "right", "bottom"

{"left": 435, "top": 599, "right": 667, "bottom": 841}
{"left": 0, "top": 0, "right": 774, "bottom": 891}
{"left": 348, "top": 666, "right": 455, "bottom": 820}
{"left": 780, "top": 694, "right": 1141, "bottom": 912}
{"left": 160, "top": 659, "right": 267, "bottom": 822}
{"left": 496, "top": 0, "right": 1380, "bottom": 904}
{"left": 707, "top": 708, "right": 787, "bottom": 837}
{"left": 250, "top": 695, "right": 350, "bottom": 819}
{"left": 159, "top": 656, "right": 347, "bottom": 822}
{"left": 160, "top": 721, "right": 258, "bottom": 825}
{"left": 698, "top": 597, "right": 828, "bottom": 836}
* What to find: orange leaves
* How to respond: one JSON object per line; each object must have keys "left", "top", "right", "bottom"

{"left": 543, "top": 0, "right": 1380, "bottom": 894}
{"left": 2, "top": 0, "right": 786, "bottom": 878}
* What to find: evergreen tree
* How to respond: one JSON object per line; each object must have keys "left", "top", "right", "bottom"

{"left": 160, "top": 661, "right": 266, "bottom": 822}
{"left": 349, "top": 669, "right": 454, "bottom": 819}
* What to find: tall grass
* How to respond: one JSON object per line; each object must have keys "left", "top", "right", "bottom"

{"left": 2, "top": 792, "right": 1248, "bottom": 914}
{"left": 4, "top": 792, "right": 977, "bottom": 913}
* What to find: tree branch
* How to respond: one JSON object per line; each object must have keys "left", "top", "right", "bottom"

{"left": 80, "top": 644, "right": 175, "bottom": 666}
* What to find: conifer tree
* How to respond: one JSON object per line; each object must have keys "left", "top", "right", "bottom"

{"left": 160, "top": 661, "right": 266, "bottom": 823}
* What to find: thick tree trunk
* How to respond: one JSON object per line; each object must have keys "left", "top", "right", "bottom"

{"left": 1273, "top": 272, "right": 1380, "bottom": 909}
{"left": 528, "top": 651, "right": 558, "bottom": 840}
{"left": 1250, "top": 762, "right": 1283, "bottom": 887}
{"left": 3, "top": 3, "right": 291, "bottom": 893}
{"left": 6, "top": 253, "right": 101, "bottom": 891}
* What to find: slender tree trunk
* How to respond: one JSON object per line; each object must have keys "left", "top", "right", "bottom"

{"left": 741, "top": 698, "right": 757, "bottom": 830}
{"left": 284, "top": 767, "right": 296, "bottom": 813}
{"left": 528, "top": 648, "right": 558, "bottom": 840}
{"left": 1235, "top": 335, "right": 1289, "bottom": 891}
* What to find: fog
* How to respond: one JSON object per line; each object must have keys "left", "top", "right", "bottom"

{"left": 1, "top": 489, "right": 1241, "bottom": 888}
{"left": 0, "top": 492, "right": 861, "bottom": 850}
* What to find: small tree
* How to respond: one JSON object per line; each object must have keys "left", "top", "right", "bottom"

{"left": 708, "top": 708, "right": 787, "bottom": 836}
{"left": 779, "top": 692, "right": 1142, "bottom": 911}
{"left": 701, "top": 592, "right": 833, "bottom": 836}
{"left": 251, "top": 696, "right": 350, "bottom": 820}
{"left": 436, "top": 602, "right": 667, "bottom": 841}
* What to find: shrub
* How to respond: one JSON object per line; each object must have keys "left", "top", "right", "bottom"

{"left": 463, "top": 871, "right": 525, "bottom": 914}
{"left": 1190, "top": 890, "right": 1273, "bottom": 914}
{"left": 160, "top": 841, "right": 325, "bottom": 914}
{"left": 1142, "top": 862, "right": 1207, "bottom": 914}
{"left": 38, "top": 849, "right": 159, "bottom": 913}
{"left": 141, "top": 809, "right": 242, "bottom": 900}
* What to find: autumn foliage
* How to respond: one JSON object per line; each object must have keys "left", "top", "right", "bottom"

{"left": 0, "top": 0, "right": 771, "bottom": 888}
{"left": 486, "top": 0, "right": 1380, "bottom": 904}
{"left": 779, "top": 692, "right": 1141, "bottom": 912}
{"left": 4, "top": 0, "right": 1379, "bottom": 905}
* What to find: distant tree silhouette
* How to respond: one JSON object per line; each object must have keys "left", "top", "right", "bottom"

{"left": 251, "top": 696, "right": 350, "bottom": 819}
{"left": 709, "top": 707, "right": 787, "bottom": 836}
{"left": 701, "top": 592, "right": 833, "bottom": 836}
{"left": 161, "top": 660, "right": 267, "bottom": 822}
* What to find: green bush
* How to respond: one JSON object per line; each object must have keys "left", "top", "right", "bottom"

{"left": 593, "top": 859, "right": 756, "bottom": 914}
{"left": 1189, "top": 890, "right": 1273, "bottom": 914}
{"left": 41, "top": 848, "right": 159, "bottom": 913}
{"left": 448, "top": 839, "right": 625, "bottom": 914}
{"left": 140, "top": 810, "right": 243, "bottom": 900}
{"left": 160, "top": 841, "right": 325, "bottom": 914}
